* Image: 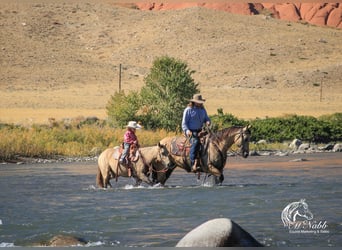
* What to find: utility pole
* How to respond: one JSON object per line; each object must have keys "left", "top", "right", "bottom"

{"left": 320, "top": 80, "right": 323, "bottom": 102}
{"left": 320, "top": 72, "right": 328, "bottom": 102}
{"left": 119, "top": 63, "right": 122, "bottom": 92}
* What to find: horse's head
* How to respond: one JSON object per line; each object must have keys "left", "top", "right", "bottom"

{"left": 147, "top": 142, "right": 176, "bottom": 185}
{"left": 156, "top": 141, "right": 172, "bottom": 167}
{"left": 233, "top": 125, "right": 251, "bottom": 158}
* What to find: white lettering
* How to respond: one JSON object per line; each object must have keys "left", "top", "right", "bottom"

{"left": 308, "top": 220, "right": 328, "bottom": 230}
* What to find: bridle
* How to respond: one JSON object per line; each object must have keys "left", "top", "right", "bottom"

{"left": 153, "top": 145, "right": 171, "bottom": 173}
{"left": 138, "top": 146, "right": 171, "bottom": 176}
{"left": 210, "top": 127, "right": 249, "bottom": 157}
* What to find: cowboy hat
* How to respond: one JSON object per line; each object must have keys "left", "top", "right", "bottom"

{"left": 126, "top": 121, "right": 142, "bottom": 129}
{"left": 190, "top": 94, "right": 206, "bottom": 104}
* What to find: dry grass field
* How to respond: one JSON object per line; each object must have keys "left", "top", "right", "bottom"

{"left": 1, "top": 0, "right": 341, "bottom": 125}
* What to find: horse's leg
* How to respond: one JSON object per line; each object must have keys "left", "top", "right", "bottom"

{"left": 107, "top": 176, "right": 112, "bottom": 188}
{"left": 208, "top": 164, "right": 221, "bottom": 177}
{"left": 99, "top": 165, "right": 110, "bottom": 188}
{"left": 109, "top": 167, "right": 115, "bottom": 179}
{"left": 208, "top": 165, "right": 225, "bottom": 185}
{"left": 96, "top": 166, "right": 104, "bottom": 188}
{"left": 102, "top": 166, "right": 113, "bottom": 188}
{"left": 103, "top": 173, "right": 109, "bottom": 188}
{"left": 219, "top": 174, "right": 224, "bottom": 185}
{"left": 134, "top": 178, "right": 142, "bottom": 187}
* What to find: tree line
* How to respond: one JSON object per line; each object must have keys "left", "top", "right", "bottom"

{"left": 1, "top": 56, "right": 340, "bottom": 160}
{"left": 107, "top": 56, "right": 341, "bottom": 143}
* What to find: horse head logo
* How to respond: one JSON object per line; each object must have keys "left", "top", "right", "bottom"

{"left": 281, "top": 199, "right": 313, "bottom": 228}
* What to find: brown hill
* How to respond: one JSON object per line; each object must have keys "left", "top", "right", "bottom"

{"left": 0, "top": 0, "right": 341, "bottom": 124}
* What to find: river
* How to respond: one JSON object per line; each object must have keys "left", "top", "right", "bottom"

{"left": 0, "top": 152, "right": 341, "bottom": 247}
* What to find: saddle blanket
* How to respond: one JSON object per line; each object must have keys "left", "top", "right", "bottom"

{"left": 112, "top": 146, "right": 121, "bottom": 160}
{"left": 171, "top": 136, "right": 190, "bottom": 156}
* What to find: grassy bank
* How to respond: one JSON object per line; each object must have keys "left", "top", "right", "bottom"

{"left": 0, "top": 122, "right": 175, "bottom": 160}
{"left": 1, "top": 112, "right": 341, "bottom": 161}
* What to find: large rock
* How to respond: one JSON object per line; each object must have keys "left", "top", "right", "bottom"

{"left": 327, "top": 6, "right": 342, "bottom": 28}
{"left": 274, "top": 3, "right": 301, "bottom": 22}
{"left": 298, "top": 143, "right": 310, "bottom": 151}
{"left": 333, "top": 143, "right": 342, "bottom": 152}
{"left": 175, "top": 218, "right": 263, "bottom": 247}
{"left": 46, "top": 235, "right": 86, "bottom": 247}
{"left": 289, "top": 139, "right": 302, "bottom": 150}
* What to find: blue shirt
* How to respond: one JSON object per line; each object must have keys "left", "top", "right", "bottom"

{"left": 182, "top": 106, "right": 210, "bottom": 133}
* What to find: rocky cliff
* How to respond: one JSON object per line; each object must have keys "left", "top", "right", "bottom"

{"left": 135, "top": 3, "right": 342, "bottom": 29}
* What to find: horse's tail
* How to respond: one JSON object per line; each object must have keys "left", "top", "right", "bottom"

{"left": 96, "top": 165, "right": 104, "bottom": 188}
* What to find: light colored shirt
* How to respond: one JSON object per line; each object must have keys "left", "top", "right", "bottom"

{"left": 182, "top": 106, "right": 210, "bottom": 133}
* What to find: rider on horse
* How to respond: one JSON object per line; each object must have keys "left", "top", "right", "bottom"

{"left": 119, "top": 121, "right": 141, "bottom": 176}
{"left": 182, "top": 94, "right": 211, "bottom": 172}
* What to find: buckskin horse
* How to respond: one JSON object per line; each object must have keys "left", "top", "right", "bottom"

{"left": 96, "top": 143, "right": 172, "bottom": 188}
{"left": 158, "top": 125, "right": 251, "bottom": 185}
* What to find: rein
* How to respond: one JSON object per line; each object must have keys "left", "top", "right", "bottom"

{"left": 210, "top": 127, "right": 245, "bottom": 157}
{"left": 137, "top": 149, "right": 153, "bottom": 175}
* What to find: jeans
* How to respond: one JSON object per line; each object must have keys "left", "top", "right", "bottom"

{"left": 189, "top": 133, "right": 200, "bottom": 166}
{"left": 120, "top": 142, "right": 130, "bottom": 163}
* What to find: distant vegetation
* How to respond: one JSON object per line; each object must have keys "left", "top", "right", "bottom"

{"left": 107, "top": 56, "right": 199, "bottom": 131}
{"left": 0, "top": 112, "right": 341, "bottom": 161}
{"left": 211, "top": 110, "right": 342, "bottom": 143}
{"left": 0, "top": 120, "right": 175, "bottom": 160}
{"left": 1, "top": 55, "right": 341, "bottom": 160}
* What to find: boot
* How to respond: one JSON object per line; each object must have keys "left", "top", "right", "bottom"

{"left": 127, "top": 167, "right": 132, "bottom": 177}
{"left": 192, "top": 159, "right": 198, "bottom": 172}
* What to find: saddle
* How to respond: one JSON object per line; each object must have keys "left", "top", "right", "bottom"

{"left": 171, "top": 136, "right": 190, "bottom": 157}
{"left": 112, "top": 144, "right": 139, "bottom": 163}
{"left": 170, "top": 131, "right": 209, "bottom": 157}
{"left": 171, "top": 132, "right": 210, "bottom": 175}
{"left": 112, "top": 144, "right": 139, "bottom": 180}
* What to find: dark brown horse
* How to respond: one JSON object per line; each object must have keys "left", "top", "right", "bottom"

{"left": 158, "top": 125, "right": 251, "bottom": 185}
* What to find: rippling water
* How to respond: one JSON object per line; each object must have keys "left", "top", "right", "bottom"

{"left": 0, "top": 152, "right": 341, "bottom": 247}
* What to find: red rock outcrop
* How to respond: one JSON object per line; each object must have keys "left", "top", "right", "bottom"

{"left": 134, "top": 3, "right": 342, "bottom": 29}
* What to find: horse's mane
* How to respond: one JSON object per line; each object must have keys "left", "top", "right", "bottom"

{"left": 210, "top": 126, "right": 244, "bottom": 141}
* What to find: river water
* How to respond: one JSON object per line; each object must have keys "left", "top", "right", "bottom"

{"left": 0, "top": 152, "right": 341, "bottom": 247}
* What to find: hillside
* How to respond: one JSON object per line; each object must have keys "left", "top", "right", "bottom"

{"left": 0, "top": 1, "right": 341, "bottom": 124}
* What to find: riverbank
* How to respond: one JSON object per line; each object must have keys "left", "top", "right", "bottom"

{"left": 2, "top": 150, "right": 341, "bottom": 169}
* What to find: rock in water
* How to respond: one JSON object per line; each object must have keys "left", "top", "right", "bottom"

{"left": 47, "top": 235, "right": 86, "bottom": 247}
{"left": 175, "top": 218, "right": 263, "bottom": 247}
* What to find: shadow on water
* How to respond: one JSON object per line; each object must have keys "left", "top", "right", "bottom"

{"left": 0, "top": 152, "right": 341, "bottom": 247}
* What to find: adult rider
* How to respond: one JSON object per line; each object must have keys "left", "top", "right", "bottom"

{"left": 181, "top": 94, "right": 211, "bottom": 172}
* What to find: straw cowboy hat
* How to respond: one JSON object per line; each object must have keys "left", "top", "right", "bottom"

{"left": 190, "top": 94, "right": 206, "bottom": 104}
{"left": 126, "top": 121, "right": 142, "bottom": 129}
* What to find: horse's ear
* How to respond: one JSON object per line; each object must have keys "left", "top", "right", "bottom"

{"left": 246, "top": 124, "right": 252, "bottom": 130}
{"left": 158, "top": 142, "right": 161, "bottom": 148}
